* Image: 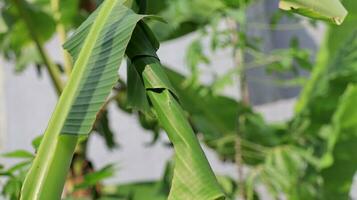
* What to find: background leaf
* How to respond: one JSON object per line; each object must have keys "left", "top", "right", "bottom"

{"left": 279, "top": 0, "right": 348, "bottom": 25}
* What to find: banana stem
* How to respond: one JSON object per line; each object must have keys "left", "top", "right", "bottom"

{"left": 20, "top": 135, "right": 78, "bottom": 200}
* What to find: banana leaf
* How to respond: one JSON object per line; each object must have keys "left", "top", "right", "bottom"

{"left": 21, "top": 1, "right": 143, "bottom": 199}
{"left": 126, "top": 22, "right": 225, "bottom": 199}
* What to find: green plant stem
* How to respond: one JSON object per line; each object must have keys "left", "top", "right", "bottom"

{"left": 51, "top": 0, "right": 72, "bottom": 77}
{"left": 15, "top": 1, "right": 86, "bottom": 196}
{"left": 50, "top": 1, "right": 93, "bottom": 196}
{"left": 227, "top": 8, "right": 249, "bottom": 199}
{"left": 12, "top": 0, "right": 64, "bottom": 95}
{"left": 20, "top": 135, "right": 79, "bottom": 199}
{"left": 15, "top": 2, "right": 77, "bottom": 197}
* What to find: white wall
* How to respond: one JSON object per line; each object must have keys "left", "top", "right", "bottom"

{"left": 0, "top": 58, "right": 5, "bottom": 150}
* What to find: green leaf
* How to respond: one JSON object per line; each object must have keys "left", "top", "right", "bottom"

{"left": 7, "top": 161, "right": 31, "bottom": 174}
{"left": 216, "top": 176, "right": 237, "bottom": 199}
{"left": 126, "top": 63, "right": 151, "bottom": 112}
{"left": 295, "top": 0, "right": 357, "bottom": 120}
{"left": 246, "top": 146, "right": 317, "bottom": 200}
{"left": 290, "top": 1, "right": 357, "bottom": 198}
{"left": 279, "top": 0, "right": 348, "bottom": 25}
{"left": 102, "top": 181, "right": 167, "bottom": 200}
{"left": 2, "top": 150, "right": 34, "bottom": 159}
{"left": 2, "top": 0, "right": 56, "bottom": 48}
{"left": 293, "top": 31, "right": 357, "bottom": 137}
{"left": 14, "top": 45, "right": 41, "bottom": 72}
{"left": 31, "top": 135, "right": 43, "bottom": 150}
{"left": 59, "top": 0, "right": 81, "bottom": 28}
{"left": 21, "top": 1, "right": 143, "bottom": 199}
{"left": 0, "top": 0, "right": 55, "bottom": 71}
{"left": 185, "top": 39, "right": 210, "bottom": 84}
{"left": 94, "top": 110, "right": 117, "bottom": 150}
{"left": 100, "top": 161, "right": 173, "bottom": 200}
{"left": 2, "top": 178, "right": 22, "bottom": 200}
{"left": 148, "top": 0, "right": 226, "bottom": 41}
{"left": 61, "top": 1, "right": 143, "bottom": 135}
{"left": 75, "top": 164, "right": 115, "bottom": 190}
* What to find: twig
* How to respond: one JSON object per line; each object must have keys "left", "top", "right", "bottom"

{"left": 51, "top": 0, "right": 73, "bottom": 77}
{"left": 227, "top": 7, "right": 250, "bottom": 199}
{"left": 12, "top": 0, "right": 64, "bottom": 94}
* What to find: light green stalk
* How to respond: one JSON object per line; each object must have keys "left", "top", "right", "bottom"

{"left": 19, "top": 0, "right": 116, "bottom": 195}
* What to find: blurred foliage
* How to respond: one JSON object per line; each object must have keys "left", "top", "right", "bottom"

{"left": 0, "top": 0, "right": 357, "bottom": 199}
{"left": 0, "top": 140, "right": 37, "bottom": 200}
{"left": 290, "top": 1, "right": 357, "bottom": 198}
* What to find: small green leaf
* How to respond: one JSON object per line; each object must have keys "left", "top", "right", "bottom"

{"left": 31, "top": 135, "right": 43, "bottom": 150}
{"left": 15, "top": 45, "right": 41, "bottom": 72}
{"left": 103, "top": 181, "right": 167, "bottom": 200}
{"left": 2, "top": 178, "right": 22, "bottom": 200}
{"left": 94, "top": 110, "right": 117, "bottom": 150}
{"left": 75, "top": 165, "right": 115, "bottom": 190}
{"left": 7, "top": 161, "right": 32, "bottom": 173}
{"left": 2, "top": 150, "right": 34, "bottom": 159}
{"left": 185, "top": 39, "right": 210, "bottom": 85}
